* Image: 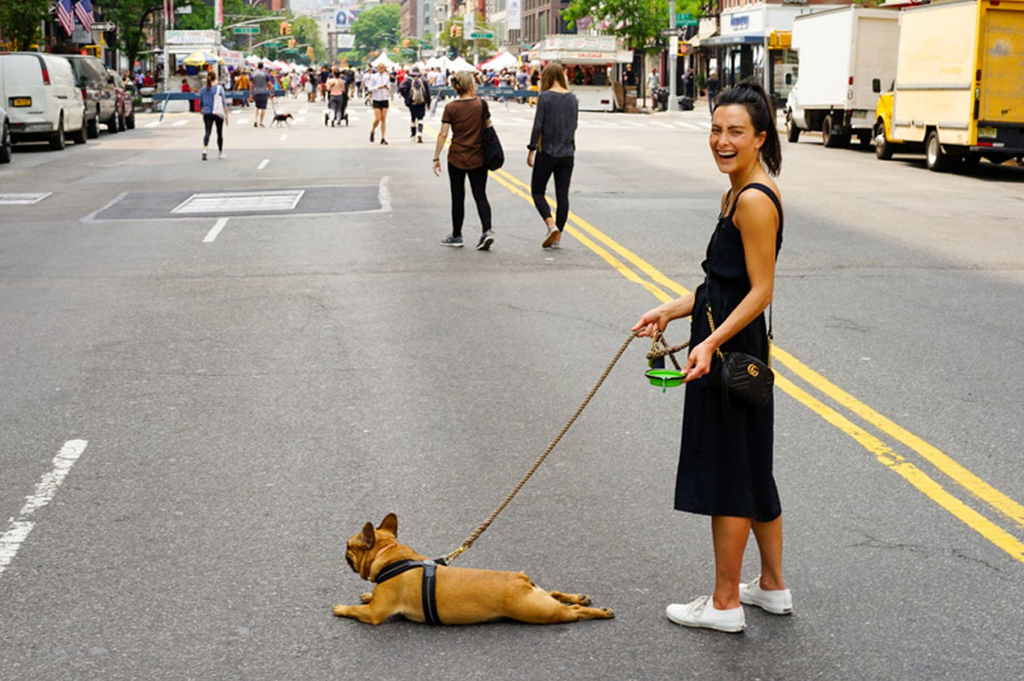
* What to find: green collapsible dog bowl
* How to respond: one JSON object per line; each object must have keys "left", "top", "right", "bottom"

{"left": 645, "top": 369, "right": 686, "bottom": 392}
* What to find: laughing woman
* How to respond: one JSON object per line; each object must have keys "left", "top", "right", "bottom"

{"left": 632, "top": 80, "right": 788, "bottom": 634}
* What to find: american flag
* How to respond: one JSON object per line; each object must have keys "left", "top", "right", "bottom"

{"left": 56, "top": 0, "right": 75, "bottom": 36}
{"left": 73, "top": 0, "right": 93, "bottom": 34}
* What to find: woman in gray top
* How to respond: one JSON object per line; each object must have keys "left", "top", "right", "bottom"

{"left": 527, "top": 62, "right": 578, "bottom": 250}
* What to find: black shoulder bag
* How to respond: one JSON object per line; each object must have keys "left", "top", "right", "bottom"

{"left": 480, "top": 99, "right": 504, "bottom": 171}
{"left": 705, "top": 299, "right": 774, "bottom": 407}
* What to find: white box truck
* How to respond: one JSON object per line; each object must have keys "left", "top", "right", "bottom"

{"left": 873, "top": 0, "right": 1024, "bottom": 171}
{"left": 785, "top": 6, "right": 900, "bottom": 148}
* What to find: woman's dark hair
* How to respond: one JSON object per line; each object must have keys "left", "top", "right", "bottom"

{"left": 713, "top": 79, "right": 781, "bottom": 176}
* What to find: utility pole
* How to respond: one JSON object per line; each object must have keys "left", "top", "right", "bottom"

{"left": 668, "top": 0, "right": 677, "bottom": 107}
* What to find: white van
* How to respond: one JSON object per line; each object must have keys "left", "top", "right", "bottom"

{"left": 0, "top": 52, "right": 87, "bottom": 150}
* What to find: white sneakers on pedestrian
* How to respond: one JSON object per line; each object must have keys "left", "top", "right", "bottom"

{"left": 739, "top": 576, "right": 793, "bottom": 615}
{"left": 666, "top": 596, "right": 746, "bottom": 633}
{"left": 667, "top": 578, "right": 792, "bottom": 633}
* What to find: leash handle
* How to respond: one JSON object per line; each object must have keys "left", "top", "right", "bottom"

{"left": 445, "top": 331, "right": 639, "bottom": 565}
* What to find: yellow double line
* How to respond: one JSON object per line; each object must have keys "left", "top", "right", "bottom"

{"left": 487, "top": 165, "right": 1024, "bottom": 566}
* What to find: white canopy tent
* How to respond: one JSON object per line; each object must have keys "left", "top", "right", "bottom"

{"left": 478, "top": 51, "right": 517, "bottom": 71}
{"left": 371, "top": 52, "right": 398, "bottom": 69}
{"left": 447, "top": 56, "right": 476, "bottom": 72}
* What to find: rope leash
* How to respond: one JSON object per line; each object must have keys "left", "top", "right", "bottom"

{"left": 444, "top": 331, "right": 689, "bottom": 565}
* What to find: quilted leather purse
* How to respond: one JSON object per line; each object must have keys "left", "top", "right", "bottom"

{"left": 705, "top": 302, "right": 774, "bottom": 407}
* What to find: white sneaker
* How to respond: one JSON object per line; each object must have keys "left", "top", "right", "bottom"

{"left": 666, "top": 596, "right": 745, "bottom": 633}
{"left": 218, "top": 152, "right": 225, "bottom": 159}
{"left": 739, "top": 576, "right": 792, "bottom": 615}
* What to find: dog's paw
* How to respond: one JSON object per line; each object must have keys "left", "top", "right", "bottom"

{"left": 602, "top": 608, "right": 615, "bottom": 619}
{"left": 332, "top": 605, "right": 347, "bottom": 617}
{"left": 359, "top": 592, "right": 373, "bottom": 604}
{"left": 578, "top": 595, "right": 592, "bottom": 606}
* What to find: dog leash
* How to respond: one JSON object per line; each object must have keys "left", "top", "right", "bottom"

{"left": 443, "top": 331, "right": 688, "bottom": 565}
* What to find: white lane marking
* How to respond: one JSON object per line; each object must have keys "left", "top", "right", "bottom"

{"left": 378, "top": 175, "right": 392, "bottom": 213}
{"left": 675, "top": 121, "right": 704, "bottom": 130}
{"left": 652, "top": 122, "right": 675, "bottom": 129}
{"left": 298, "top": 108, "right": 308, "bottom": 114}
{"left": 257, "top": 159, "right": 270, "bottom": 170}
{"left": 0, "top": 440, "right": 89, "bottom": 579}
{"left": 236, "top": 118, "right": 249, "bottom": 126}
{"left": 145, "top": 120, "right": 162, "bottom": 128}
{"left": 295, "top": 118, "right": 306, "bottom": 124}
{"left": 279, "top": 134, "right": 288, "bottom": 141}
{"left": 172, "top": 120, "right": 188, "bottom": 127}
{"left": 203, "top": 217, "right": 229, "bottom": 243}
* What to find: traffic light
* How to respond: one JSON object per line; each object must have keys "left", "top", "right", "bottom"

{"left": 280, "top": 21, "right": 291, "bottom": 35}
{"left": 288, "top": 39, "right": 297, "bottom": 49}
{"left": 454, "top": 24, "right": 462, "bottom": 38}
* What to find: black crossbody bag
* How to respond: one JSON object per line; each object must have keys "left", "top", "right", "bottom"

{"left": 705, "top": 295, "right": 774, "bottom": 407}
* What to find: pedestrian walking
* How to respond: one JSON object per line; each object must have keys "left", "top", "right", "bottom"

{"left": 250, "top": 62, "right": 272, "bottom": 127}
{"left": 199, "top": 71, "right": 229, "bottom": 160}
{"left": 705, "top": 71, "right": 721, "bottom": 115}
{"left": 527, "top": 62, "right": 578, "bottom": 250}
{"left": 234, "top": 69, "right": 250, "bottom": 108}
{"left": 432, "top": 71, "right": 495, "bottom": 251}
{"left": 631, "top": 80, "right": 787, "bottom": 635}
{"left": 399, "top": 66, "right": 431, "bottom": 143}
{"left": 355, "top": 68, "right": 364, "bottom": 99}
{"left": 647, "top": 67, "right": 660, "bottom": 108}
{"left": 367, "top": 63, "right": 391, "bottom": 145}
{"left": 327, "top": 69, "right": 348, "bottom": 127}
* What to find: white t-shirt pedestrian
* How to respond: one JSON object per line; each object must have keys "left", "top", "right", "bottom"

{"left": 366, "top": 72, "right": 390, "bottom": 102}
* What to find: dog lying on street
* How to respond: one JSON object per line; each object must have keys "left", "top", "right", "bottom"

{"left": 333, "top": 514, "right": 615, "bottom": 626}
{"left": 271, "top": 113, "right": 293, "bottom": 127}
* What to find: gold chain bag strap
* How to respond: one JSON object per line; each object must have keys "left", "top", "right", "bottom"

{"left": 705, "top": 298, "right": 774, "bottom": 407}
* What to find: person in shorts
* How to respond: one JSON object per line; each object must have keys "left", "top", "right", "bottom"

{"left": 250, "top": 62, "right": 272, "bottom": 127}
{"left": 366, "top": 63, "right": 391, "bottom": 145}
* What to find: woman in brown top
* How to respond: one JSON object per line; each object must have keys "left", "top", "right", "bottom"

{"left": 432, "top": 71, "right": 495, "bottom": 251}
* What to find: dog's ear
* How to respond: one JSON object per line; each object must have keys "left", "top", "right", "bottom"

{"left": 378, "top": 513, "right": 398, "bottom": 537}
{"left": 357, "top": 522, "right": 376, "bottom": 549}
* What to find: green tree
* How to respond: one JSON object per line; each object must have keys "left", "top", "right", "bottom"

{"left": 290, "top": 15, "right": 326, "bottom": 63}
{"left": 438, "top": 14, "right": 495, "bottom": 59}
{"left": 562, "top": 0, "right": 701, "bottom": 52}
{"left": 0, "top": 0, "right": 50, "bottom": 50}
{"left": 102, "top": 0, "right": 164, "bottom": 71}
{"left": 350, "top": 4, "right": 400, "bottom": 55}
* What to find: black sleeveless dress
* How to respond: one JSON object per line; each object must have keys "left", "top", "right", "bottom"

{"left": 674, "top": 183, "right": 784, "bottom": 522}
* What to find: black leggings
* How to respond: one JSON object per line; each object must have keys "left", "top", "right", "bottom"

{"left": 202, "top": 113, "right": 224, "bottom": 150}
{"left": 531, "top": 152, "right": 574, "bottom": 230}
{"left": 448, "top": 163, "right": 491, "bottom": 238}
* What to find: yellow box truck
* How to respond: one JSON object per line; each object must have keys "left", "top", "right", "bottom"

{"left": 873, "top": 0, "right": 1024, "bottom": 171}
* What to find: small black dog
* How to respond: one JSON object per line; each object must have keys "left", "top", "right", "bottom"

{"left": 271, "top": 113, "right": 294, "bottom": 127}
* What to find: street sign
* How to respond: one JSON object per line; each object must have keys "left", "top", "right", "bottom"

{"left": 660, "top": 27, "right": 685, "bottom": 37}
{"left": 91, "top": 22, "right": 115, "bottom": 31}
{"left": 233, "top": 26, "right": 260, "bottom": 34}
{"left": 675, "top": 13, "right": 698, "bottom": 27}
{"left": 469, "top": 31, "right": 494, "bottom": 40}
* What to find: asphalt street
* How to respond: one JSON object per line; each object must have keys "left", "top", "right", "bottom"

{"left": 1, "top": 94, "right": 1023, "bottom": 681}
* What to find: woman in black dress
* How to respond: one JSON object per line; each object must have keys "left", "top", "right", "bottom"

{"left": 632, "top": 81, "right": 790, "bottom": 633}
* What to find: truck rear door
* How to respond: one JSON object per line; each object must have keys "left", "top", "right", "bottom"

{"left": 979, "top": 5, "right": 1024, "bottom": 124}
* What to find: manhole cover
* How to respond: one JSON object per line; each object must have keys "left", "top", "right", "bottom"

{"left": 0, "top": 193, "right": 52, "bottom": 205}
{"left": 171, "top": 190, "right": 305, "bottom": 214}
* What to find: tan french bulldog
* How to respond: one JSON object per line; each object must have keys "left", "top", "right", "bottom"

{"left": 333, "top": 513, "right": 615, "bottom": 625}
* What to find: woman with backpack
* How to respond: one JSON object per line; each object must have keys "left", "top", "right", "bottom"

{"left": 199, "top": 71, "right": 229, "bottom": 160}
{"left": 399, "top": 66, "right": 431, "bottom": 143}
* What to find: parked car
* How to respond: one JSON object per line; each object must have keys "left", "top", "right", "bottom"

{"left": 0, "top": 52, "right": 87, "bottom": 150}
{"left": 105, "top": 68, "right": 135, "bottom": 131}
{"left": 0, "top": 102, "right": 11, "bottom": 163}
{"left": 64, "top": 54, "right": 118, "bottom": 136}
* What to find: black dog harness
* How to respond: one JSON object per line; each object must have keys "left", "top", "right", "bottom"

{"left": 374, "top": 558, "right": 444, "bottom": 625}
